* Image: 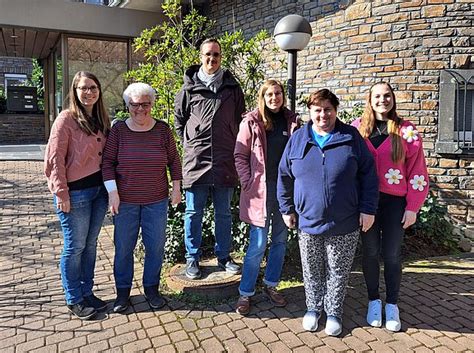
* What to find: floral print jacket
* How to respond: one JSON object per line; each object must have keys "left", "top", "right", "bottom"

{"left": 352, "top": 118, "right": 429, "bottom": 213}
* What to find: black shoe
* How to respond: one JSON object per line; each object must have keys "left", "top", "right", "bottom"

{"left": 84, "top": 294, "right": 107, "bottom": 311}
{"left": 113, "top": 287, "right": 131, "bottom": 313}
{"left": 144, "top": 286, "right": 166, "bottom": 309}
{"left": 185, "top": 260, "right": 201, "bottom": 279}
{"left": 217, "top": 257, "right": 241, "bottom": 275}
{"left": 67, "top": 301, "right": 97, "bottom": 320}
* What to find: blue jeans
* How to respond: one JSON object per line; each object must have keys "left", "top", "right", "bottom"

{"left": 184, "top": 185, "right": 234, "bottom": 261}
{"left": 113, "top": 199, "right": 168, "bottom": 289}
{"left": 55, "top": 185, "right": 108, "bottom": 305}
{"left": 239, "top": 185, "right": 288, "bottom": 296}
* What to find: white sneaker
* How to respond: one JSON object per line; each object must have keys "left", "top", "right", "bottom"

{"left": 367, "top": 299, "right": 382, "bottom": 327}
{"left": 325, "top": 315, "right": 342, "bottom": 336}
{"left": 385, "top": 303, "right": 401, "bottom": 332}
{"left": 302, "top": 311, "right": 320, "bottom": 331}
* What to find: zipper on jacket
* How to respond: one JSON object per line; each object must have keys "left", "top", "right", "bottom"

{"left": 320, "top": 148, "right": 329, "bottom": 217}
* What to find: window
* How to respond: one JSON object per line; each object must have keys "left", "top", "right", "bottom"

{"left": 436, "top": 70, "right": 474, "bottom": 154}
{"left": 4, "top": 73, "right": 28, "bottom": 94}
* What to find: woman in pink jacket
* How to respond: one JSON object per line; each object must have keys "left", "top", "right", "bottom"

{"left": 44, "top": 71, "right": 110, "bottom": 320}
{"left": 353, "top": 82, "right": 429, "bottom": 332}
{"left": 234, "top": 79, "right": 298, "bottom": 315}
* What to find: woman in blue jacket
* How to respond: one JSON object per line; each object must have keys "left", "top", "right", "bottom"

{"left": 277, "top": 89, "right": 378, "bottom": 336}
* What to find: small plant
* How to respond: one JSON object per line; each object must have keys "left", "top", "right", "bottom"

{"left": 338, "top": 102, "right": 364, "bottom": 124}
{"left": 409, "top": 192, "right": 458, "bottom": 251}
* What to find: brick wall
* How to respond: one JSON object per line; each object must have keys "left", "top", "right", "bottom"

{"left": 0, "top": 57, "right": 33, "bottom": 89}
{"left": 208, "top": 0, "right": 474, "bottom": 239}
{"left": 0, "top": 114, "right": 46, "bottom": 144}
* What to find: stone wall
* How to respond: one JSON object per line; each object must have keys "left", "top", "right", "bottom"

{"left": 208, "top": 0, "right": 474, "bottom": 239}
{"left": 0, "top": 114, "right": 46, "bottom": 144}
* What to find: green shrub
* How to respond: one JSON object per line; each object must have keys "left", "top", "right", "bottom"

{"left": 0, "top": 86, "right": 6, "bottom": 113}
{"left": 409, "top": 192, "right": 457, "bottom": 251}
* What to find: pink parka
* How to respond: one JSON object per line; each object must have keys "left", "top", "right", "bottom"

{"left": 234, "top": 108, "right": 298, "bottom": 227}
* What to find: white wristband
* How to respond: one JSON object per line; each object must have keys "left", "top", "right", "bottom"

{"left": 104, "top": 180, "right": 118, "bottom": 193}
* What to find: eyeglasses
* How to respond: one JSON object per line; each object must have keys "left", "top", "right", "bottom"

{"left": 76, "top": 85, "right": 99, "bottom": 93}
{"left": 201, "top": 52, "right": 221, "bottom": 58}
{"left": 129, "top": 102, "right": 152, "bottom": 110}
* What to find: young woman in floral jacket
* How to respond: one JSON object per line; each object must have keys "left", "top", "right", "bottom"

{"left": 352, "top": 82, "right": 429, "bottom": 332}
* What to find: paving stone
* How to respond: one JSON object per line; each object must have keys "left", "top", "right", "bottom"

{"left": 154, "top": 344, "right": 177, "bottom": 352}
{"left": 212, "top": 313, "right": 232, "bottom": 325}
{"left": 175, "top": 339, "right": 195, "bottom": 352}
{"left": 265, "top": 318, "right": 290, "bottom": 334}
{"left": 235, "top": 328, "right": 259, "bottom": 345}
{"left": 242, "top": 316, "right": 266, "bottom": 330}
{"left": 342, "top": 335, "right": 372, "bottom": 351}
{"left": 412, "top": 332, "right": 442, "bottom": 348}
{"left": 227, "top": 320, "right": 246, "bottom": 331}
{"left": 195, "top": 328, "right": 214, "bottom": 341}
{"left": 211, "top": 325, "right": 235, "bottom": 341}
{"left": 150, "top": 334, "right": 172, "bottom": 348}
{"left": 197, "top": 317, "right": 214, "bottom": 329}
{"left": 180, "top": 318, "right": 198, "bottom": 332}
{"left": 278, "top": 331, "right": 304, "bottom": 348}
{"left": 108, "top": 332, "right": 137, "bottom": 348}
{"left": 222, "top": 338, "right": 247, "bottom": 352}
{"left": 169, "top": 329, "right": 189, "bottom": 343}
{"left": 79, "top": 341, "right": 109, "bottom": 352}
{"left": 267, "top": 340, "right": 293, "bottom": 352}
{"left": 164, "top": 320, "right": 183, "bottom": 333}
{"left": 296, "top": 332, "right": 325, "bottom": 348}
{"left": 201, "top": 337, "right": 225, "bottom": 352}
{"left": 57, "top": 336, "right": 87, "bottom": 351}
{"left": 247, "top": 342, "right": 271, "bottom": 353}
{"left": 122, "top": 338, "right": 152, "bottom": 351}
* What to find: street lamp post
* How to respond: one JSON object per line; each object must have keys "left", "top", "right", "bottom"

{"left": 274, "top": 14, "right": 312, "bottom": 112}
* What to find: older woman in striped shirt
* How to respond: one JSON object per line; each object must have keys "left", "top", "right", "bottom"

{"left": 102, "top": 82, "right": 182, "bottom": 313}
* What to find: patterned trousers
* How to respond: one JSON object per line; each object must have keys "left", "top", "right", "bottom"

{"left": 298, "top": 229, "right": 359, "bottom": 318}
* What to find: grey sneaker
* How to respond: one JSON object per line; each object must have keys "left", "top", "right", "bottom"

{"left": 185, "top": 260, "right": 201, "bottom": 279}
{"left": 217, "top": 257, "right": 241, "bottom": 274}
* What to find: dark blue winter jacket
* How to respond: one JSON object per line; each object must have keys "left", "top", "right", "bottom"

{"left": 277, "top": 119, "right": 378, "bottom": 236}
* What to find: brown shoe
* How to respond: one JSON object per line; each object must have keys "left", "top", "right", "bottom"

{"left": 235, "top": 296, "right": 250, "bottom": 316}
{"left": 264, "top": 286, "right": 287, "bottom": 307}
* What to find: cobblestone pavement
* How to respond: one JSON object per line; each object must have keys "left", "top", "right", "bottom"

{"left": 1, "top": 160, "right": 473, "bottom": 352}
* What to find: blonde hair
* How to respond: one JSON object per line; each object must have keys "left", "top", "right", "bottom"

{"left": 68, "top": 71, "right": 110, "bottom": 135}
{"left": 358, "top": 82, "right": 405, "bottom": 163}
{"left": 257, "top": 79, "right": 286, "bottom": 131}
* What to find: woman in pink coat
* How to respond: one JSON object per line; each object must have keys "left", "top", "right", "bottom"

{"left": 353, "top": 82, "right": 429, "bottom": 332}
{"left": 234, "top": 79, "right": 298, "bottom": 315}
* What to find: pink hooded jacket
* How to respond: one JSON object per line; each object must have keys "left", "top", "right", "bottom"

{"left": 234, "top": 108, "right": 298, "bottom": 227}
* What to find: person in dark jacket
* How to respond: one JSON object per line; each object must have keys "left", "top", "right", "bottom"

{"left": 277, "top": 89, "right": 378, "bottom": 336}
{"left": 174, "top": 38, "right": 245, "bottom": 279}
{"left": 234, "top": 79, "right": 298, "bottom": 316}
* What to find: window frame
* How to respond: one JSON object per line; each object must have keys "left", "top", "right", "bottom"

{"left": 436, "top": 69, "right": 474, "bottom": 154}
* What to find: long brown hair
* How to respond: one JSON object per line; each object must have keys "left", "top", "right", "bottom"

{"left": 257, "top": 79, "right": 287, "bottom": 131}
{"left": 358, "top": 82, "right": 405, "bottom": 163}
{"left": 67, "top": 71, "right": 110, "bottom": 135}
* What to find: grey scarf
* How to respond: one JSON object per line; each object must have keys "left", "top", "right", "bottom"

{"left": 198, "top": 66, "right": 224, "bottom": 93}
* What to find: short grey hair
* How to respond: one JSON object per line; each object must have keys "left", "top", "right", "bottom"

{"left": 123, "top": 82, "right": 156, "bottom": 107}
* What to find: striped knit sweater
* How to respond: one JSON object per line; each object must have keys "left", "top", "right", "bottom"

{"left": 102, "top": 120, "right": 182, "bottom": 204}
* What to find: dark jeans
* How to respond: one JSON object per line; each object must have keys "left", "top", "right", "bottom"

{"left": 361, "top": 192, "right": 406, "bottom": 304}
